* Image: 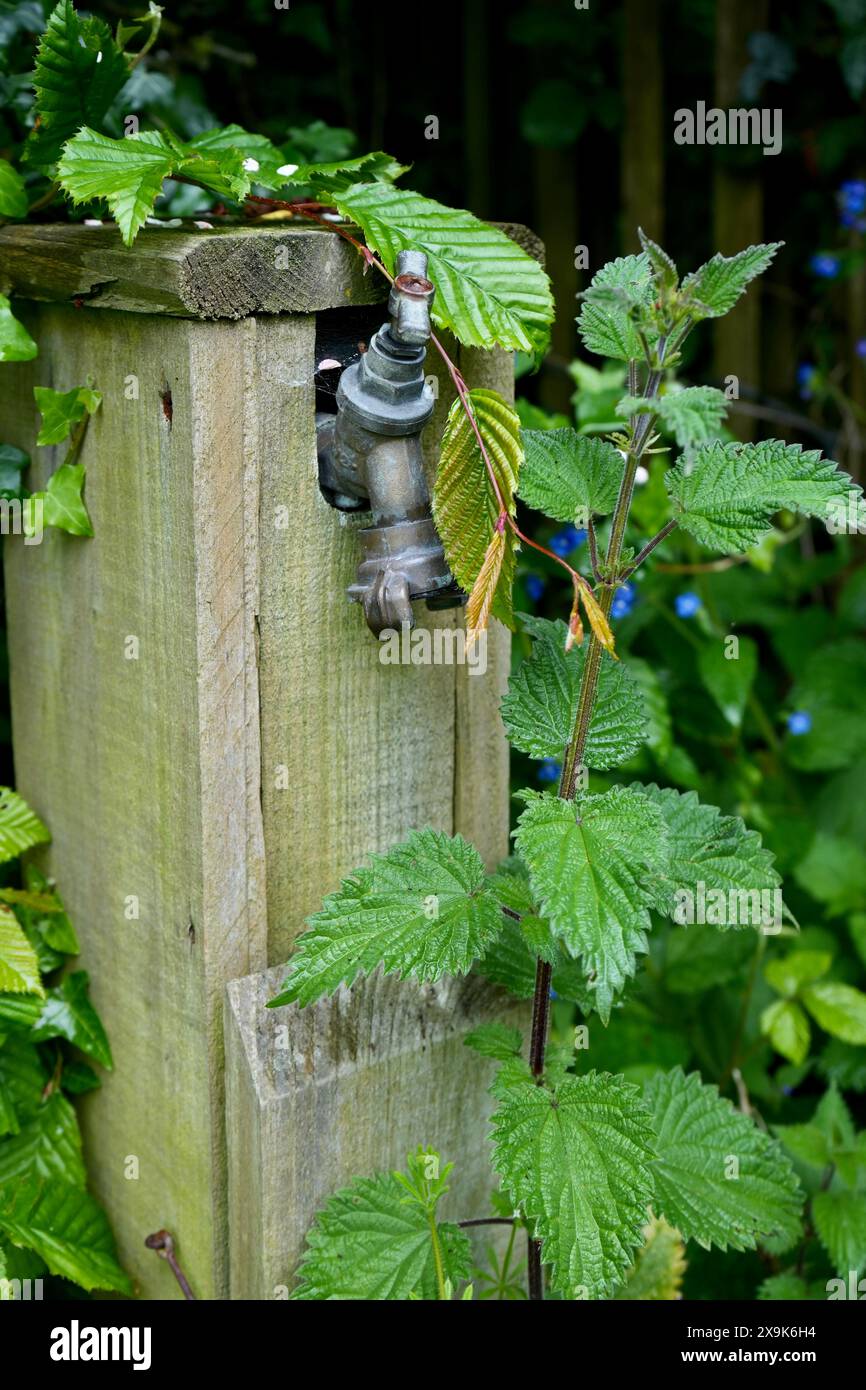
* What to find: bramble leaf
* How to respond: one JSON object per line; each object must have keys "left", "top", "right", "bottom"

{"left": 24, "top": 0, "right": 129, "bottom": 168}
{"left": 268, "top": 830, "right": 503, "bottom": 1007}
{"left": 518, "top": 429, "right": 623, "bottom": 523}
{"left": 666, "top": 439, "right": 861, "bottom": 555}
{"left": 433, "top": 388, "right": 521, "bottom": 629}
{"left": 330, "top": 182, "right": 554, "bottom": 355}
{"left": 644, "top": 1068, "right": 804, "bottom": 1251}
{"left": 490, "top": 1070, "right": 656, "bottom": 1299}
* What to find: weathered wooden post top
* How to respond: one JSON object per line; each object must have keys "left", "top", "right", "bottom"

{"left": 0, "top": 221, "right": 525, "bottom": 1298}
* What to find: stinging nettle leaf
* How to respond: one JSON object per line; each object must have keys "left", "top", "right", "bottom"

{"left": 464, "top": 1022, "right": 523, "bottom": 1062}
{"left": 501, "top": 615, "right": 647, "bottom": 765}
{"left": 666, "top": 438, "right": 861, "bottom": 555}
{"left": 518, "top": 428, "right": 623, "bottom": 524}
{"left": 514, "top": 787, "right": 668, "bottom": 1022}
{"left": 291, "top": 1170, "right": 471, "bottom": 1300}
{"left": 268, "top": 829, "right": 503, "bottom": 1007}
{"left": 331, "top": 182, "right": 554, "bottom": 355}
{"left": 644, "top": 1067, "right": 804, "bottom": 1252}
{"left": 433, "top": 388, "right": 522, "bottom": 630}
{"left": 812, "top": 1190, "right": 866, "bottom": 1278}
{"left": 490, "top": 1070, "right": 656, "bottom": 1299}
{"left": 655, "top": 386, "right": 729, "bottom": 448}
{"left": 680, "top": 242, "right": 783, "bottom": 319}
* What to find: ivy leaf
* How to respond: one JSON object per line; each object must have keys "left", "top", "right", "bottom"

{"left": 34, "top": 385, "right": 101, "bottom": 447}
{"left": 0, "top": 908, "right": 44, "bottom": 998}
{"left": 0, "top": 445, "right": 30, "bottom": 500}
{"left": 0, "top": 790, "right": 50, "bottom": 864}
{"left": 644, "top": 1068, "right": 804, "bottom": 1251}
{"left": 291, "top": 1170, "right": 471, "bottom": 1300}
{"left": 0, "top": 160, "right": 27, "bottom": 219}
{"left": 812, "top": 1190, "right": 866, "bottom": 1277}
{"left": 760, "top": 998, "right": 811, "bottom": 1066}
{"left": 330, "top": 182, "right": 554, "bottom": 355}
{"left": 680, "top": 242, "right": 783, "bottom": 319}
{"left": 490, "top": 1070, "right": 656, "bottom": 1299}
{"left": 24, "top": 0, "right": 130, "bottom": 168}
{"left": 24, "top": 463, "right": 93, "bottom": 538}
{"left": 32, "top": 971, "right": 113, "bottom": 1069}
{"left": 501, "top": 616, "right": 647, "bottom": 765}
{"left": 0, "top": 1177, "right": 131, "bottom": 1293}
{"left": 637, "top": 783, "right": 781, "bottom": 922}
{"left": 666, "top": 439, "right": 861, "bottom": 555}
{"left": 518, "top": 429, "right": 623, "bottom": 524}
{"left": 0, "top": 1093, "right": 84, "bottom": 1186}
{"left": 0, "top": 295, "right": 37, "bottom": 363}
{"left": 801, "top": 982, "right": 866, "bottom": 1046}
{"left": 514, "top": 788, "right": 668, "bottom": 1022}
{"left": 464, "top": 1022, "right": 523, "bottom": 1061}
{"left": 697, "top": 635, "right": 758, "bottom": 728}
{"left": 613, "top": 1215, "right": 687, "bottom": 1300}
{"left": 433, "top": 388, "right": 521, "bottom": 629}
{"left": 268, "top": 830, "right": 503, "bottom": 1007}
{"left": 577, "top": 253, "right": 655, "bottom": 360}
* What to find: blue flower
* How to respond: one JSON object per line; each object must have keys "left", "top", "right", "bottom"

{"left": 537, "top": 757, "right": 561, "bottom": 784}
{"left": 787, "top": 710, "right": 812, "bottom": 736}
{"left": 796, "top": 362, "right": 817, "bottom": 400}
{"left": 525, "top": 574, "right": 546, "bottom": 602}
{"left": 675, "top": 591, "right": 702, "bottom": 619}
{"left": 857, "top": 339, "right": 866, "bottom": 360}
{"left": 549, "top": 525, "right": 587, "bottom": 557}
{"left": 839, "top": 178, "right": 866, "bottom": 216}
{"left": 611, "top": 581, "right": 637, "bottom": 621}
{"left": 810, "top": 253, "right": 841, "bottom": 279}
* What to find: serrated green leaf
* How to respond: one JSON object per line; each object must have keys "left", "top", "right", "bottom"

{"left": 697, "top": 635, "right": 758, "bottom": 728}
{"left": 638, "top": 783, "right": 781, "bottom": 926}
{"left": 638, "top": 228, "right": 678, "bottom": 293}
{"left": 518, "top": 429, "right": 623, "bottom": 524}
{"left": 813, "top": 1190, "right": 866, "bottom": 1277}
{"left": 0, "top": 295, "right": 37, "bottom": 364}
{"left": 664, "top": 923, "right": 755, "bottom": 995}
{"left": 613, "top": 1214, "right": 687, "bottom": 1300}
{"left": 0, "top": 1177, "right": 130, "bottom": 1293}
{"left": 295, "top": 150, "right": 408, "bottom": 194}
{"left": 269, "top": 830, "right": 502, "bottom": 1007}
{"left": 644, "top": 1067, "right": 804, "bottom": 1251}
{"left": 491, "top": 1070, "right": 656, "bottom": 1299}
{"left": 0, "top": 1092, "right": 84, "bottom": 1186}
{"left": 501, "top": 617, "right": 647, "bottom": 765}
{"left": 433, "top": 388, "right": 521, "bottom": 629}
{"left": 757, "top": 1272, "right": 818, "bottom": 1300}
{"left": 291, "top": 1170, "right": 471, "bottom": 1300}
{"left": 464, "top": 1022, "right": 523, "bottom": 1061}
{"left": 681, "top": 242, "right": 783, "bottom": 319}
{"left": 56, "top": 127, "right": 177, "bottom": 246}
{"left": 183, "top": 123, "right": 287, "bottom": 190}
{"left": 514, "top": 788, "right": 668, "bottom": 1022}
{"left": 24, "top": 0, "right": 130, "bottom": 168}
{"left": 34, "top": 385, "right": 101, "bottom": 447}
{"left": 0, "top": 908, "right": 44, "bottom": 998}
{"left": 666, "top": 439, "right": 861, "bottom": 555}
{"left": 657, "top": 387, "right": 728, "bottom": 447}
{"left": 0, "top": 1039, "right": 47, "bottom": 1133}
{"left": 32, "top": 971, "right": 112, "bottom": 1069}
{"left": 0, "top": 790, "right": 49, "bottom": 864}
{"left": 0, "top": 994, "right": 43, "bottom": 1034}
{"left": 577, "top": 254, "right": 656, "bottom": 361}
{"left": 331, "top": 182, "right": 554, "bottom": 355}
{"left": 801, "top": 982, "right": 866, "bottom": 1045}
{"left": 760, "top": 999, "right": 811, "bottom": 1066}
{"left": 0, "top": 160, "right": 27, "bottom": 219}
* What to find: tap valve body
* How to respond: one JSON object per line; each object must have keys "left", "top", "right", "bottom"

{"left": 317, "top": 251, "right": 461, "bottom": 635}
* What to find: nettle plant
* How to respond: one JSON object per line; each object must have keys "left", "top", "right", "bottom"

{"left": 2, "top": 1, "right": 864, "bottom": 1301}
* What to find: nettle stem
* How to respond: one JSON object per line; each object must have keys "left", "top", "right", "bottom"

{"left": 525, "top": 340, "right": 669, "bottom": 1300}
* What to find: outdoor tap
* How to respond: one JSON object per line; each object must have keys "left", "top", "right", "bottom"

{"left": 317, "top": 250, "right": 462, "bottom": 636}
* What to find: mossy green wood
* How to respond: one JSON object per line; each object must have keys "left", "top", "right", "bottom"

{"left": 0, "top": 223, "right": 519, "bottom": 1299}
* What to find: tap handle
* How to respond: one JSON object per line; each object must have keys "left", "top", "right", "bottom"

{"left": 388, "top": 250, "right": 435, "bottom": 347}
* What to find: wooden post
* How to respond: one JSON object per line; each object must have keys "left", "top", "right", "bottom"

{"left": 0, "top": 223, "right": 522, "bottom": 1298}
